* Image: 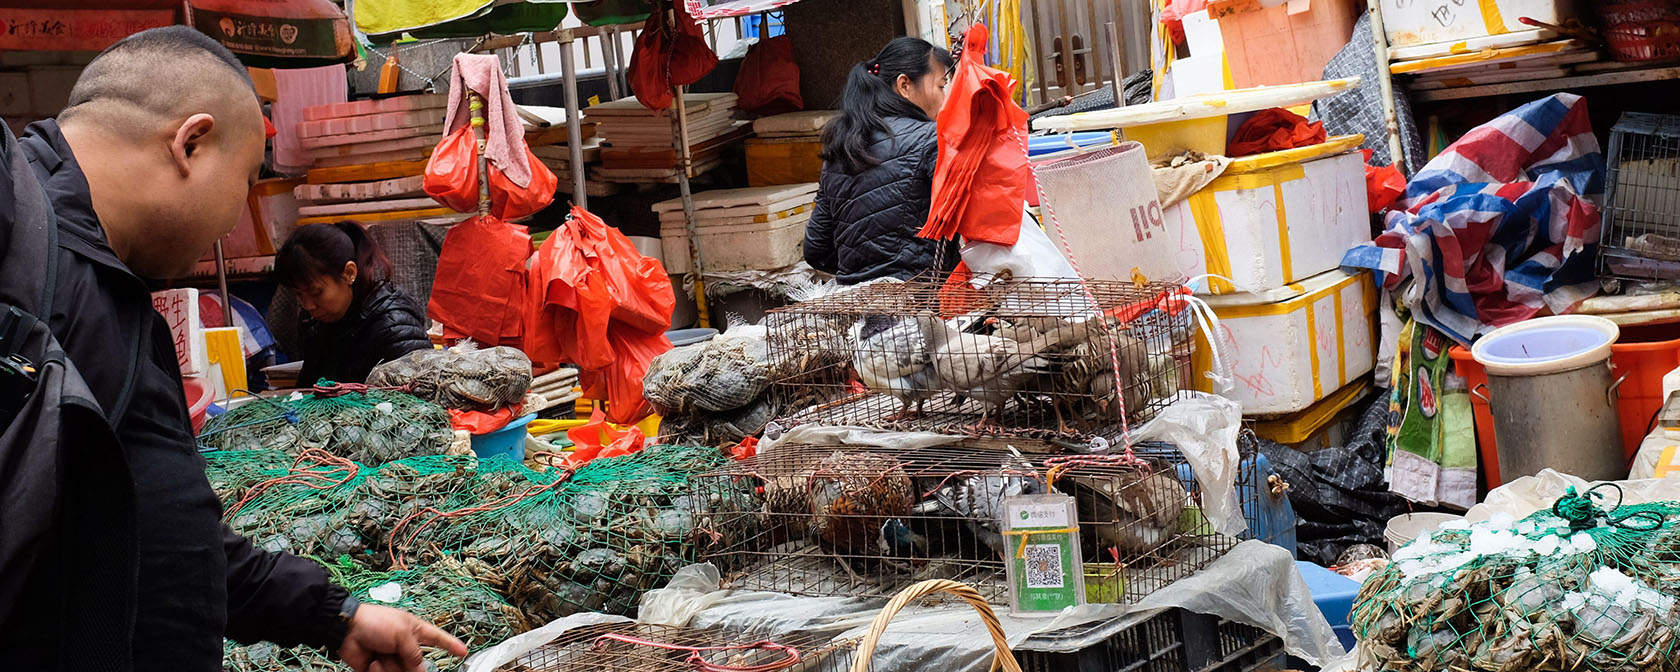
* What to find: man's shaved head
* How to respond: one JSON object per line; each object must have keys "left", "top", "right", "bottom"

{"left": 56, "top": 25, "right": 269, "bottom": 279}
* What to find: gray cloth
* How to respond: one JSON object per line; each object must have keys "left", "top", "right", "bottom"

{"left": 1314, "top": 13, "right": 1426, "bottom": 174}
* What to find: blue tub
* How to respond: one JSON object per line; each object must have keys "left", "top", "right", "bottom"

{"left": 470, "top": 413, "right": 536, "bottom": 461}
{"left": 1297, "top": 560, "right": 1360, "bottom": 652}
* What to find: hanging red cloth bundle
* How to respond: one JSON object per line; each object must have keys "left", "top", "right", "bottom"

{"left": 919, "top": 23, "right": 1030, "bottom": 247}
{"left": 628, "top": 2, "right": 719, "bottom": 110}
{"left": 428, "top": 215, "right": 532, "bottom": 347}
{"left": 525, "top": 206, "right": 674, "bottom": 425}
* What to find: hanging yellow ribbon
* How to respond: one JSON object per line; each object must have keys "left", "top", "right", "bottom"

{"left": 1002, "top": 526, "right": 1081, "bottom": 558}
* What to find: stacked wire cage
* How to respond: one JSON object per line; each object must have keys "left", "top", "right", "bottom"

{"left": 493, "top": 622, "right": 858, "bottom": 672}
{"left": 1599, "top": 112, "right": 1680, "bottom": 280}
{"left": 687, "top": 441, "right": 1253, "bottom": 605}
{"left": 764, "top": 275, "right": 1196, "bottom": 444}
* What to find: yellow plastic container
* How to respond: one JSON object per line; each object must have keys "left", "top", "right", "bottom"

{"left": 1251, "top": 379, "right": 1373, "bottom": 445}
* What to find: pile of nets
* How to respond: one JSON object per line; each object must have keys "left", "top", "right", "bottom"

{"left": 1351, "top": 486, "right": 1680, "bottom": 672}
{"left": 223, "top": 556, "right": 525, "bottom": 672}
{"left": 198, "top": 385, "right": 454, "bottom": 465}
{"left": 644, "top": 326, "right": 782, "bottom": 445}
{"left": 389, "top": 444, "right": 729, "bottom": 624}
{"left": 367, "top": 345, "right": 533, "bottom": 412}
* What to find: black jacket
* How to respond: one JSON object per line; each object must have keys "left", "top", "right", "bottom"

{"left": 804, "top": 116, "right": 955, "bottom": 284}
{"left": 295, "top": 281, "right": 431, "bottom": 387}
{"left": 15, "top": 120, "right": 349, "bottom": 671}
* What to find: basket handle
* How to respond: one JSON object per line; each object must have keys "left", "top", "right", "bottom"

{"left": 849, "top": 580, "right": 1023, "bottom": 672}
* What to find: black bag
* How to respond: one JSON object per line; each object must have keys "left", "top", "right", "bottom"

{"left": 0, "top": 121, "right": 136, "bottom": 671}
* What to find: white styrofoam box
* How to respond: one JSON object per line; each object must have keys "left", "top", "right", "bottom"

{"left": 1379, "top": 0, "right": 1572, "bottom": 49}
{"left": 660, "top": 211, "right": 810, "bottom": 275}
{"left": 1195, "top": 269, "right": 1378, "bottom": 415}
{"left": 1035, "top": 142, "right": 1172, "bottom": 282}
{"left": 1161, "top": 138, "right": 1370, "bottom": 294}
{"left": 0, "top": 73, "right": 31, "bottom": 116}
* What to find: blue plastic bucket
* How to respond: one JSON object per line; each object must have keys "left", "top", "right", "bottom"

{"left": 470, "top": 413, "right": 536, "bottom": 461}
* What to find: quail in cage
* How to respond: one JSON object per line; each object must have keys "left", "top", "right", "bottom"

{"left": 917, "top": 314, "right": 1094, "bottom": 431}
{"left": 1067, "top": 463, "right": 1189, "bottom": 557}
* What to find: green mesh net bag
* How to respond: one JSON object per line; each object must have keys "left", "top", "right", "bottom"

{"left": 1350, "top": 485, "right": 1680, "bottom": 672}
{"left": 198, "top": 384, "right": 455, "bottom": 465}
{"left": 222, "top": 450, "right": 376, "bottom": 562}
{"left": 223, "top": 557, "right": 527, "bottom": 672}
{"left": 204, "top": 449, "right": 296, "bottom": 504}
{"left": 352, "top": 455, "right": 562, "bottom": 570}
{"left": 388, "top": 444, "right": 729, "bottom": 625}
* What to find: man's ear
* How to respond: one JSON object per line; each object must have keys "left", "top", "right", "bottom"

{"left": 168, "top": 113, "right": 217, "bottom": 178}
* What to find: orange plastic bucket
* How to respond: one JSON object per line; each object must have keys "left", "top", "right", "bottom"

{"left": 1451, "top": 323, "right": 1680, "bottom": 488}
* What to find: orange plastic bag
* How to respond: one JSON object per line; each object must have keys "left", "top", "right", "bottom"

{"left": 1363, "top": 149, "right": 1406, "bottom": 214}
{"left": 667, "top": 4, "right": 717, "bottom": 87}
{"left": 734, "top": 35, "right": 802, "bottom": 115}
{"left": 1227, "top": 108, "right": 1327, "bottom": 157}
{"left": 565, "top": 408, "right": 646, "bottom": 466}
{"left": 487, "top": 145, "right": 557, "bottom": 220}
{"left": 921, "top": 23, "right": 1029, "bottom": 247}
{"left": 424, "top": 125, "right": 480, "bottom": 212}
{"left": 448, "top": 406, "right": 522, "bottom": 434}
{"left": 628, "top": 4, "right": 717, "bottom": 110}
{"left": 429, "top": 216, "right": 532, "bottom": 346}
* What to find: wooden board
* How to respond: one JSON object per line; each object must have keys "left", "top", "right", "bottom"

{"left": 297, "top": 197, "right": 441, "bottom": 217}
{"left": 302, "top": 94, "right": 448, "bottom": 122}
{"left": 525, "top": 124, "right": 597, "bottom": 146}
{"left": 306, "top": 160, "right": 430, "bottom": 185}
{"left": 306, "top": 135, "right": 434, "bottom": 159}
{"left": 1413, "top": 64, "right": 1680, "bottom": 102}
{"left": 297, "top": 206, "right": 458, "bottom": 226}
{"left": 653, "top": 183, "right": 818, "bottom": 213}
{"left": 301, "top": 125, "right": 438, "bottom": 149}
{"left": 554, "top": 179, "right": 623, "bottom": 198}
{"left": 294, "top": 175, "right": 426, "bottom": 203}
{"left": 533, "top": 142, "right": 603, "bottom": 163}
{"left": 659, "top": 205, "right": 813, "bottom": 227}
{"left": 594, "top": 158, "right": 725, "bottom": 183}
{"left": 313, "top": 148, "right": 432, "bottom": 168}
{"left": 601, "top": 125, "right": 751, "bottom": 168}
{"left": 583, "top": 93, "right": 736, "bottom": 118}
{"left": 298, "top": 109, "right": 443, "bottom": 138}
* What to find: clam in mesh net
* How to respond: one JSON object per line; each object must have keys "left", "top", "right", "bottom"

{"left": 223, "top": 557, "right": 527, "bottom": 672}
{"left": 388, "top": 444, "right": 729, "bottom": 625}
{"left": 1350, "top": 486, "right": 1680, "bottom": 672}
{"left": 367, "top": 345, "right": 534, "bottom": 412}
{"left": 198, "top": 384, "right": 454, "bottom": 465}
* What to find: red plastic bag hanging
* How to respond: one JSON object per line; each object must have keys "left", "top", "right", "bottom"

{"left": 1227, "top": 108, "right": 1327, "bottom": 157}
{"left": 734, "top": 36, "right": 802, "bottom": 115}
{"left": 920, "top": 23, "right": 1029, "bottom": 247}
{"left": 627, "top": 4, "right": 717, "bottom": 110}
{"left": 667, "top": 4, "right": 717, "bottom": 86}
{"left": 487, "top": 145, "right": 558, "bottom": 220}
{"left": 424, "top": 125, "right": 481, "bottom": 212}
{"left": 429, "top": 216, "right": 532, "bottom": 346}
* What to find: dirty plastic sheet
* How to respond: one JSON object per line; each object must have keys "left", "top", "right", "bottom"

{"left": 1465, "top": 468, "right": 1680, "bottom": 523}
{"left": 637, "top": 540, "right": 1340, "bottom": 670}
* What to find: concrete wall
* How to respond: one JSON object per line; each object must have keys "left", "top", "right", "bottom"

{"left": 0, "top": 51, "right": 97, "bottom": 135}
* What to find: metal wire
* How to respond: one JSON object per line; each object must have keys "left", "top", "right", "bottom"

{"left": 1599, "top": 112, "right": 1680, "bottom": 281}
{"left": 499, "top": 623, "right": 857, "bottom": 672}
{"left": 688, "top": 441, "right": 1249, "bottom": 605}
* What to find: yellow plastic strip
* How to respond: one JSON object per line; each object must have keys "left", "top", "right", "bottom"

{"left": 1207, "top": 167, "right": 1303, "bottom": 192}
{"left": 1224, "top": 135, "right": 1364, "bottom": 174}
{"left": 1187, "top": 192, "right": 1235, "bottom": 293}
{"left": 1305, "top": 299, "right": 1323, "bottom": 401}
{"left": 297, "top": 206, "right": 456, "bottom": 225}
{"left": 1478, "top": 0, "right": 1508, "bottom": 36}
{"left": 1333, "top": 287, "right": 1347, "bottom": 388}
{"left": 1212, "top": 272, "right": 1363, "bottom": 319}
{"left": 1272, "top": 182, "right": 1293, "bottom": 283}
{"left": 1388, "top": 41, "right": 1574, "bottom": 75}
{"left": 1251, "top": 380, "right": 1373, "bottom": 444}
{"left": 1656, "top": 445, "right": 1680, "bottom": 479}
{"left": 1002, "top": 526, "right": 1081, "bottom": 558}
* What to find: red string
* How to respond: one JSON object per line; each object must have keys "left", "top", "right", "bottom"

{"left": 385, "top": 468, "right": 576, "bottom": 569}
{"left": 590, "top": 633, "right": 803, "bottom": 672}
{"left": 310, "top": 381, "right": 410, "bottom": 398}
{"left": 223, "top": 449, "right": 359, "bottom": 521}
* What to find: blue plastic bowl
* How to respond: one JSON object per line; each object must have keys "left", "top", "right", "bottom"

{"left": 470, "top": 413, "right": 536, "bottom": 461}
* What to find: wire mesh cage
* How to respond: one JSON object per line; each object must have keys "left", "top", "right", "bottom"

{"left": 688, "top": 441, "right": 1248, "bottom": 605}
{"left": 496, "top": 623, "right": 859, "bottom": 672}
{"left": 764, "top": 275, "right": 1196, "bottom": 444}
{"left": 1599, "top": 112, "right": 1680, "bottom": 280}
{"left": 1015, "top": 608, "right": 1284, "bottom": 672}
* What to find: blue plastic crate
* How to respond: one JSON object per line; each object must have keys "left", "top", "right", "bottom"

{"left": 1296, "top": 560, "right": 1359, "bottom": 652}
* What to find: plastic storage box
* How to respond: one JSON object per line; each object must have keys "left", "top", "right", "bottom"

{"left": 744, "top": 137, "right": 822, "bottom": 187}
{"left": 1194, "top": 270, "right": 1379, "bottom": 415}
{"left": 1296, "top": 560, "right": 1359, "bottom": 653}
{"left": 1017, "top": 608, "right": 1284, "bottom": 672}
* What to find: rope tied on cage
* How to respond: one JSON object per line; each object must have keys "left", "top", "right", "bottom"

{"left": 223, "top": 449, "right": 359, "bottom": 520}
{"left": 589, "top": 633, "right": 804, "bottom": 672}
{"left": 386, "top": 467, "right": 576, "bottom": 569}
{"left": 1041, "top": 453, "right": 1151, "bottom": 488}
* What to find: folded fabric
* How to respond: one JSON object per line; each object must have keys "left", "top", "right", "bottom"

{"left": 442, "top": 53, "right": 532, "bottom": 187}
{"left": 1228, "top": 108, "right": 1327, "bottom": 157}
{"left": 1151, "top": 150, "right": 1232, "bottom": 209}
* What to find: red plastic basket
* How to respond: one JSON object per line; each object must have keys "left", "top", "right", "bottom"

{"left": 1598, "top": 0, "right": 1680, "bottom": 63}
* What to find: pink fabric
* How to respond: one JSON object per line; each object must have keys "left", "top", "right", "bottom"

{"left": 270, "top": 65, "right": 346, "bottom": 174}
{"left": 442, "top": 53, "right": 532, "bottom": 188}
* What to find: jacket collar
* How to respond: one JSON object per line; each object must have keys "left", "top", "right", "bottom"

{"left": 19, "top": 119, "right": 141, "bottom": 279}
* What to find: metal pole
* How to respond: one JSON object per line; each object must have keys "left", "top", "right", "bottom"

{"left": 213, "top": 239, "right": 233, "bottom": 327}
{"left": 559, "top": 33, "right": 589, "bottom": 209}
{"left": 469, "top": 90, "right": 490, "bottom": 216}
{"left": 673, "top": 84, "right": 709, "bottom": 329}
{"left": 1367, "top": 0, "right": 1407, "bottom": 173}
{"left": 600, "top": 29, "right": 622, "bottom": 101}
{"left": 1107, "top": 21, "right": 1126, "bottom": 107}
{"left": 611, "top": 27, "right": 632, "bottom": 100}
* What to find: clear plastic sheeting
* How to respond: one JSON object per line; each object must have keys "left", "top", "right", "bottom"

{"left": 1465, "top": 468, "right": 1680, "bottom": 523}
{"left": 634, "top": 540, "right": 1341, "bottom": 671}
{"left": 1130, "top": 392, "right": 1245, "bottom": 538}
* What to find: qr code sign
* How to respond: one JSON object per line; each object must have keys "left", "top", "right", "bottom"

{"left": 1024, "top": 544, "right": 1063, "bottom": 588}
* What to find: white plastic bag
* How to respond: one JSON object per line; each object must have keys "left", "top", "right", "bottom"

{"left": 1133, "top": 392, "right": 1246, "bottom": 537}
{"left": 1465, "top": 468, "right": 1680, "bottom": 523}
{"left": 958, "top": 206, "right": 1080, "bottom": 282}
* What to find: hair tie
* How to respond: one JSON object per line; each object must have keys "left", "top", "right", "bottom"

{"left": 867, "top": 62, "right": 880, "bottom": 75}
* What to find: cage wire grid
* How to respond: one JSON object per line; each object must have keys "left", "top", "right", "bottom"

{"left": 497, "top": 623, "right": 859, "bottom": 672}
{"left": 1599, "top": 112, "right": 1680, "bottom": 281}
{"left": 765, "top": 274, "right": 1196, "bottom": 445}
{"left": 687, "top": 442, "right": 1250, "bottom": 605}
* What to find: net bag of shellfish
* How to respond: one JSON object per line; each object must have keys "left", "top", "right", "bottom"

{"left": 219, "top": 450, "right": 377, "bottom": 562}
{"left": 367, "top": 344, "right": 534, "bottom": 412}
{"left": 1350, "top": 486, "right": 1680, "bottom": 672}
{"left": 197, "top": 384, "right": 454, "bottom": 465}
{"left": 350, "top": 454, "right": 561, "bottom": 569}
{"left": 387, "top": 444, "right": 728, "bottom": 625}
{"left": 203, "top": 449, "right": 296, "bottom": 505}
{"left": 224, "top": 557, "right": 528, "bottom": 672}
{"left": 642, "top": 326, "right": 772, "bottom": 416}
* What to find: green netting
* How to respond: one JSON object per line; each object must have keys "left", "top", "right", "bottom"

{"left": 224, "top": 557, "right": 526, "bottom": 672}
{"left": 199, "top": 386, "right": 454, "bottom": 465}
{"left": 389, "top": 444, "right": 729, "bottom": 625}
{"left": 222, "top": 450, "right": 375, "bottom": 561}
{"left": 204, "top": 449, "right": 295, "bottom": 504}
{"left": 1351, "top": 486, "right": 1680, "bottom": 672}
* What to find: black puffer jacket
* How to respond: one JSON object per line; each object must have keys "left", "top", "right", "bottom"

{"left": 804, "top": 116, "right": 955, "bottom": 284}
{"left": 296, "top": 281, "right": 431, "bottom": 387}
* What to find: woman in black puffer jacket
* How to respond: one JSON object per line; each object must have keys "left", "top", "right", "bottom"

{"left": 804, "top": 37, "right": 957, "bottom": 284}
{"left": 275, "top": 221, "right": 433, "bottom": 386}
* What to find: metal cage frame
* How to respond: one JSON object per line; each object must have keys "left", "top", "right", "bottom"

{"left": 1598, "top": 112, "right": 1680, "bottom": 281}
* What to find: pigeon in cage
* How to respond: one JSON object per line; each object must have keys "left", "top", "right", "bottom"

{"left": 850, "top": 314, "right": 939, "bottom": 419}
{"left": 913, "top": 447, "right": 1044, "bottom": 558}
{"left": 1067, "top": 463, "right": 1189, "bottom": 556}
{"left": 917, "top": 315, "right": 1095, "bottom": 429}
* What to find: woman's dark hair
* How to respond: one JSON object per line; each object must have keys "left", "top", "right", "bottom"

{"left": 274, "top": 221, "right": 393, "bottom": 296}
{"left": 820, "top": 37, "right": 954, "bottom": 175}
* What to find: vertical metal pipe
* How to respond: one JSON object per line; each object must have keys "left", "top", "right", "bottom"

{"left": 1367, "top": 0, "right": 1407, "bottom": 173}
{"left": 559, "top": 35, "right": 588, "bottom": 209}
{"left": 213, "top": 240, "right": 233, "bottom": 327}
{"left": 469, "top": 90, "right": 490, "bottom": 216}
{"left": 601, "top": 31, "right": 622, "bottom": 101}
{"left": 673, "top": 85, "right": 709, "bottom": 328}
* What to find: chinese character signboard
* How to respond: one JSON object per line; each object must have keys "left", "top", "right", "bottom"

{"left": 0, "top": 9, "right": 175, "bottom": 52}
{"left": 151, "top": 288, "right": 207, "bottom": 377}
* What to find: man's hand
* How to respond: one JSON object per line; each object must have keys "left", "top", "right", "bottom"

{"left": 339, "top": 603, "right": 469, "bottom": 672}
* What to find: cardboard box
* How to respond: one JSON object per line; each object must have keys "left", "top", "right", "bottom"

{"left": 1212, "top": 0, "right": 1362, "bottom": 89}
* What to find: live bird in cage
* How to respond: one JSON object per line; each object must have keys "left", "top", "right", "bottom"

{"left": 916, "top": 314, "right": 1095, "bottom": 431}
{"left": 759, "top": 450, "right": 918, "bottom": 580}
{"left": 1066, "top": 462, "right": 1189, "bottom": 557}
{"left": 850, "top": 314, "right": 938, "bottom": 420}
{"left": 912, "top": 446, "right": 1044, "bottom": 559}
{"left": 994, "top": 316, "right": 1152, "bottom": 434}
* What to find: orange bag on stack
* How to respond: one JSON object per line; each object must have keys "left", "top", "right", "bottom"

{"left": 920, "top": 23, "right": 1029, "bottom": 247}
